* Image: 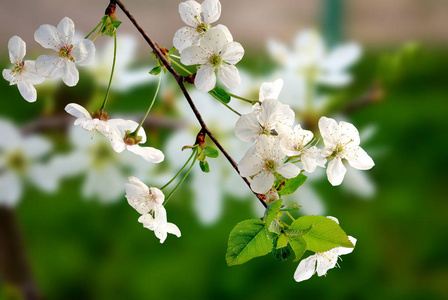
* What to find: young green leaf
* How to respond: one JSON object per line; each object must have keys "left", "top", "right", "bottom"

{"left": 264, "top": 199, "right": 282, "bottom": 229}
{"left": 272, "top": 244, "right": 292, "bottom": 262}
{"left": 199, "top": 161, "right": 210, "bottom": 173}
{"left": 167, "top": 46, "right": 177, "bottom": 55}
{"left": 226, "top": 219, "right": 273, "bottom": 266}
{"left": 288, "top": 236, "right": 307, "bottom": 261}
{"left": 268, "top": 218, "right": 281, "bottom": 236}
{"left": 276, "top": 234, "right": 289, "bottom": 249}
{"left": 209, "top": 87, "right": 231, "bottom": 104}
{"left": 284, "top": 227, "right": 311, "bottom": 237}
{"left": 290, "top": 215, "right": 354, "bottom": 253}
{"left": 280, "top": 203, "right": 301, "bottom": 212}
{"left": 203, "top": 146, "right": 219, "bottom": 158}
{"left": 278, "top": 173, "right": 307, "bottom": 196}
{"left": 149, "top": 66, "right": 162, "bottom": 75}
{"left": 111, "top": 20, "right": 122, "bottom": 29}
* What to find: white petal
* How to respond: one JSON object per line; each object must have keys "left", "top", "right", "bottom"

{"left": 73, "top": 39, "right": 95, "bottom": 66}
{"left": 22, "top": 135, "right": 52, "bottom": 158}
{"left": 0, "top": 119, "right": 21, "bottom": 149}
{"left": 327, "top": 157, "right": 346, "bottom": 186}
{"left": 267, "top": 38, "right": 291, "bottom": 66}
{"left": 317, "top": 72, "right": 352, "bottom": 86}
{"left": 195, "top": 65, "right": 216, "bottom": 92}
{"left": 2, "top": 69, "right": 15, "bottom": 84}
{"left": 343, "top": 167, "right": 375, "bottom": 198}
{"left": 320, "top": 42, "right": 361, "bottom": 72}
{"left": 34, "top": 24, "right": 61, "bottom": 51}
{"left": 234, "top": 113, "right": 259, "bottom": 143}
{"left": 201, "top": 28, "right": 227, "bottom": 55}
{"left": 28, "top": 164, "right": 59, "bottom": 192}
{"left": 35, "top": 55, "right": 63, "bottom": 78}
{"left": 259, "top": 78, "right": 283, "bottom": 101}
{"left": 346, "top": 147, "right": 374, "bottom": 170}
{"left": 201, "top": 0, "right": 221, "bottom": 24}
{"left": 217, "top": 64, "right": 240, "bottom": 89}
{"left": 17, "top": 81, "right": 37, "bottom": 102}
{"left": 22, "top": 61, "right": 45, "bottom": 85}
{"left": 316, "top": 253, "right": 337, "bottom": 276}
{"left": 127, "top": 145, "right": 164, "bottom": 163}
{"left": 276, "top": 163, "right": 300, "bottom": 179}
{"left": 65, "top": 103, "right": 91, "bottom": 120}
{"left": 251, "top": 171, "right": 274, "bottom": 194}
{"left": 138, "top": 214, "right": 156, "bottom": 229}
{"left": 60, "top": 60, "right": 79, "bottom": 86}
{"left": 214, "top": 24, "right": 233, "bottom": 42}
{"left": 173, "top": 26, "right": 198, "bottom": 53}
{"left": 334, "top": 236, "right": 357, "bottom": 255}
{"left": 8, "top": 36, "right": 26, "bottom": 64}
{"left": 238, "top": 156, "right": 263, "bottom": 177}
{"left": 0, "top": 172, "right": 22, "bottom": 207}
{"left": 294, "top": 255, "right": 317, "bottom": 282}
{"left": 318, "top": 116, "right": 338, "bottom": 148}
{"left": 180, "top": 45, "right": 209, "bottom": 65}
{"left": 165, "top": 222, "right": 181, "bottom": 237}
{"left": 179, "top": 1, "right": 202, "bottom": 27}
{"left": 220, "top": 42, "right": 244, "bottom": 65}
{"left": 56, "top": 17, "right": 75, "bottom": 46}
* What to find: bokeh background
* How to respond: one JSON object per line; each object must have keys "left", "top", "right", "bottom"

{"left": 1, "top": 0, "right": 448, "bottom": 299}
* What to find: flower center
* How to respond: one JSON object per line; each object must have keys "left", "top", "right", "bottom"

{"left": 124, "top": 130, "right": 143, "bottom": 146}
{"left": 210, "top": 54, "right": 222, "bottom": 67}
{"left": 264, "top": 159, "right": 276, "bottom": 171}
{"left": 197, "top": 23, "right": 210, "bottom": 34}
{"left": 90, "top": 141, "right": 116, "bottom": 168}
{"left": 59, "top": 45, "right": 75, "bottom": 62}
{"left": 12, "top": 62, "right": 24, "bottom": 74}
{"left": 5, "top": 150, "right": 29, "bottom": 174}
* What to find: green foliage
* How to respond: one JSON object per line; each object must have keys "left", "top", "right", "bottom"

{"left": 202, "top": 146, "right": 218, "bottom": 158}
{"left": 199, "top": 160, "right": 210, "bottom": 173}
{"left": 264, "top": 199, "right": 282, "bottom": 229}
{"left": 278, "top": 173, "right": 307, "bottom": 196}
{"left": 149, "top": 66, "right": 162, "bottom": 75}
{"left": 280, "top": 203, "right": 301, "bottom": 212}
{"left": 290, "top": 216, "right": 353, "bottom": 253}
{"left": 288, "top": 237, "right": 307, "bottom": 261}
{"left": 209, "top": 87, "right": 231, "bottom": 104}
{"left": 226, "top": 219, "right": 273, "bottom": 266}
{"left": 271, "top": 236, "right": 292, "bottom": 262}
{"left": 100, "top": 16, "right": 121, "bottom": 37}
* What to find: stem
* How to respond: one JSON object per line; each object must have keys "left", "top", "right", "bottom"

{"left": 227, "top": 92, "right": 257, "bottom": 104}
{"left": 215, "top": 98, "right": 241, "bottom": 116}
{"left": 285, "top": 211, "right": 295, "bottom": 222}
{"left": 160, "top": 148, "right": 196, "bottom": 190}
{"left": 133, "top": 72, "right": 162, "bottom": 135}
{"left": 170, "top": 58, "right": 193, "bottom": 75}
{"left": 163, "top": 149, "right": 198, "bottom": 205}
{"left": 170, "top": 54, "right": 181, "bottom": 59}
{"left": 100, "top": 31, "right": 118, "bottom": 111}
{"left": 85, "top": 19, "right": 103, "bottom": 39}
{"left": 113, "top": 0, "right": 267, "bottom": 208}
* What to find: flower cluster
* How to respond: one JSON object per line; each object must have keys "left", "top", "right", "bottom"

{"left": 3, "top": 17, "right": 95, "bottom": 102}
{"left": 175, "top": 0, "right": 244, "bottom": 92}
{"left": 125, "top": 177, "right": 181, "bottom": 243}
{"left": 235, "top": 79, "right": 374, "bottom": 194}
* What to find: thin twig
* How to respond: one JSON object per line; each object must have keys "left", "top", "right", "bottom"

{"left": 113, "top": 0, "right": 267, "bottom": 207}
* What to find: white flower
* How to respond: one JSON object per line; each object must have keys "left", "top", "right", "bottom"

{"left": 280, "top": 125, "right": 326, "bottom": 173}
{"left": 238, "top": 135, "right": 300, "bottom": 194}
{"left": 125, "top": 176, "right": 164, "bottom": 214}
{"left": 235, "top": 98, "right": 295, "bottom": 144}
{"left": 108, "top": 119, "right": 164, "bottom": 163}
{"left": 0, "top": 119, "right": 57, "bottom": 207}
{"left": 268, "top": 29, "right": 361, "bottom": 87}
{"left": 34, "top": 17, "right": 95, "bottom": 86}
{"left": 138, "top": 206, "right": 181, "bottom": 243}
{"left": 65, "top": 103, "right": 115, "bottom": 138}
{"left": 294, "top": 216, "right": 356, "bottom": 282}
{"left": 181, "top": 28, "right": 244, "bottom": 92}
{"left": 173, "top": 0, "right": 232, "bottom": 53}
{"left": 2, "top": 36, "right": 45, "bottom": 102}
{"left": 318, "top": 117, "right": 374, "bottom": 186}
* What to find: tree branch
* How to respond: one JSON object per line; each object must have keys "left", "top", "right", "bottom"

{"left": 112, "top": 0, "right": 267, "bottom": 208}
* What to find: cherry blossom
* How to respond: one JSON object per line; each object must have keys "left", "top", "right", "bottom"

{"left": 65, "top": 103, "right": 116, "bottom": 138}
{"left": 181, "top": 28, "right": 244, "bottom": 92}
{"left": 173, "top": 0, "right": 232, "bottom": 53}
{"left": 2, "top": 36, "right": 44, "bottom": 102}
{"left": 34, "top": 17, "right": 95, "bottom": 86}
{"left": 125, "top": 176, "right": 165, "bottom": 214}
{"left": 318, "top": 116, "right": 374, "bottom": 186}
{"left": 138, "top": 207, "right": 181, "bottom": 243}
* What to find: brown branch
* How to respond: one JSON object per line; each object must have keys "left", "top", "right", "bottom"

{"left": 343, "top": 82, "right": 384, "bottom": 115}
{"left": 112, "top": 0, "right": 267, "bottom": 208}
{"left": 0, "top": 207, "right": 41, "bottom": 300}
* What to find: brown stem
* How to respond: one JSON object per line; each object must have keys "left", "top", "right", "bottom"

{"left": 0, "top": 207, "right": 41, "bottom": 300}
{"left": 112, "top": 0, "right": 267, "bottom": 208}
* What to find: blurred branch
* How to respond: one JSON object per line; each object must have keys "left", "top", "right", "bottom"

{"left": 113, "top": 0, "right": 267, "bottom": 208}
{"left": 343, "top": 83, "right": 384, "bottom": 115}
{"left": 0, "top": 207, "right": 41, "bottom": 300}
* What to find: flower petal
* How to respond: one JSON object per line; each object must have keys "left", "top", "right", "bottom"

{"left": 60, "top": 60, "right": 79, "bottom": 87}
{"left": 320, "top": 42, "right": 361, "bottom": 72}
{"left": 35, "top": 55, "right": 63, "bottom": 78}
{"left": 65, "top": 103, "right": 91, "bottom": 120}
{"left": 73, "top": 39, "right": 95, "bottom": 66}
{"left": 195, "top": 65, "right": 216, "bottom": 92}
{"left": 294, "top": 255, "right": 317, "bottom": 282}
{"left": 127, "top": 145, "right": 164, "bottom": 163}
{"left": 259, "top": 78, "right": 283, "bottom": 101}
{"left": 217, "top": 64, "right": 240, "bottom": 89}
{"left": 56, "top": 17, "right": 75, "bottom": 46}
{"left": 180, "top": 45, "right": 209, "bottom": 65}
{"left": 173, "top": 26, "right": 199, "bottom": 53}
{"left": 166, "top": 222, "right": 181, "bottom": 238}
{"left": 221, "top": 42, "right": 244, "bottom": 65}
{"left": 22, "top": 61, "right": 45, "bottom": 85}
{"left": 201, "top": 0, "right": 221, "bottom": 24}
{"left": 34, "top": 24, "right": 60, "bottom": 51}
{"left": 251, "top": 171, "right": 274, "bottom": 194}
{"left": 214, "top": 24, "right": 233, "bottom": 42}
{"left": 317, "top": 72, "right": 352, "bottom": 86}
{"left": 318, "top": 116, "right": 339, "bottom": 148}
{"left": 346, "top": 147, "right": 374, "bottom": 170}
{"left": 326, "top": 157, "right": 346, "bottom": 186}
{"left": 17, "top": 81, "right": 37, "bottom": 102}
{"left": 8, "top": 36, "right": 26, "bottom": 64}
{"left": 276, "top": 162, "right": 300, "bottom": 179}
{"left": 201, "top": 28, "right": 227, "bottom": 55}
{"left": 238, "top": 156, "right": 263, "bottom": 177}
{"left": 179, "top": 1, "right": 202, "bottom": 27}
{"left": 235, "top": 113, "right": 259, "bottom": 143}
{"left": 0, "top": 172, "right": 22, "bottom": 207}
{"left": 22, "top": 135, "right": 52, "bottom": 158}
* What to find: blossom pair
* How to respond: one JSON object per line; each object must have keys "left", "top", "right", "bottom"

{"left": 125, "top": 177, "right": 181, "bottom": 243}
{"left": 175, "top": 0, "right": 244, "bottom": 92}
{"left": 3, "top": 17, "right": 95, "bottom": 102}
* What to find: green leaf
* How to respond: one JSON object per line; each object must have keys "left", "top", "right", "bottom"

{"left": 149, "top": 66, "right": 161, "bottom": 75}
{"left": 284, "top": 227, "right": 311, "bottom": 237}
{"left": 290, "top": 215, "right": 354, "bottom": 253}
{"left": 199, "top": 161, "right": 210, "bottom": 173}
{"left": 203, "top": 146, "right": 219, "bottom": 158}
{"left": 280, "top": 203, "right": 301, "bottom": 212}
{"left": 272, "top": 244, "right": 292, "bottom": 262}
{"left": 167, "top": 46, "right": 177, "bottom": 55}
{"left": 209, "top": 87, "right": 231, "bottom": 104}
{"left": 111, "top": 20, "right": 122, "bottom": 29}
{"left": 278, "top": 173, "right": 307, "bottom": 196}
{"left": 289, "top": 236, "right": 307, "bottom": 261}
{"left": 264, "top": 199, "right": 282, "bottom": 230}
{"left": 268, "top": 219, "right": 281, "bottom": 237}
{"left": 226, "top": 219, "right": 273, "bottom": 266}
{"left": 276, "top": 234, "right": 288, "bottom": 249}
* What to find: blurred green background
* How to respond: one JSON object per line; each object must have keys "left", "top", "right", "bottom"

{"left": 1, "top": 0, "right": 448, "bottom": 299}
